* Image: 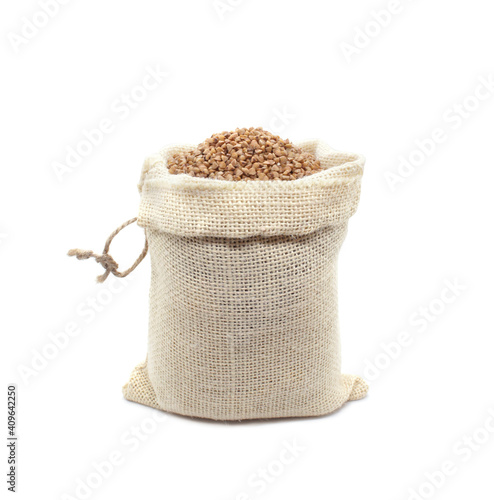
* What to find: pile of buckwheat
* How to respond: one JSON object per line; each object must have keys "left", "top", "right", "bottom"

{"left": 167, "top": 127, "right": 322, "bottom": 180}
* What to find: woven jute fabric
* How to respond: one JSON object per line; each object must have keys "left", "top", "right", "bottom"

{"left": 123, "top": 140, "right": 368, "bottom": 420}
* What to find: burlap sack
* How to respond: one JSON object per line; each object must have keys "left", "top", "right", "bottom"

{"left": 123, "top": 140, "right": 368, "bottom": 420}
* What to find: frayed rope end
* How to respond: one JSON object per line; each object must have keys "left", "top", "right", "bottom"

{"left": 67, "top": 217, "right": 148, "bottom": 284}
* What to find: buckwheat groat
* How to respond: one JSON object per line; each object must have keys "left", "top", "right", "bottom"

{"left": 167, "top": 127, "right": 322, "bottom": 180}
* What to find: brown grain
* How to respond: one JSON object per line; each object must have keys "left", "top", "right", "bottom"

{"left": 167, "top": 127, "right": 322, "bottom": 181}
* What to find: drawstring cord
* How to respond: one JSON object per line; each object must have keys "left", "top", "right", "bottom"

{"left": 68, "top": 217, "right": 148, "bottom": 283}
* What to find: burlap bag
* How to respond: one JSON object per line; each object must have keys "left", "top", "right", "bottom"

{"left": 120, "top": 139, "right": 367, "bottom": 420}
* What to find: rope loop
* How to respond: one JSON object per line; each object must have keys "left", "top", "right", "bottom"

{"left": 68, "top": 217, "right": 148, "bottom": 283}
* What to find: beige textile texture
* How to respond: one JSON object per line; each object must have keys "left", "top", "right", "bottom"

{"left": 123, "top": 140, "right": 368, "bottom": 420}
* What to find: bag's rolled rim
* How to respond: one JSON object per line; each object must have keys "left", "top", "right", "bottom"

{"left": 137, "top": 139, "right": 365, "bottom": 237}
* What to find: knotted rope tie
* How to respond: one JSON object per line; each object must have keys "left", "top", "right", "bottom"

{"left": 68, "top": 217, "right": 148, "bottom": 283}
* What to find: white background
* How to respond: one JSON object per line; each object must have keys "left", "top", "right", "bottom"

{"left": 2, "top": 0, "right": 494, "bottom": 499}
